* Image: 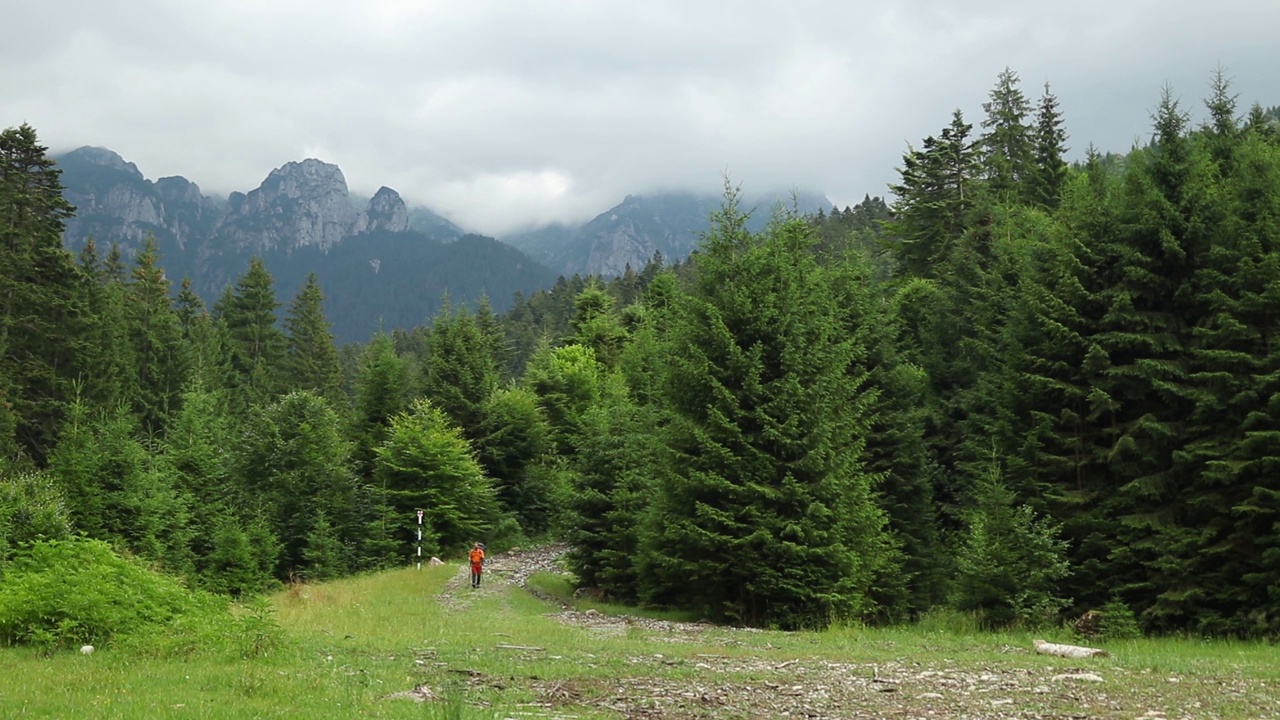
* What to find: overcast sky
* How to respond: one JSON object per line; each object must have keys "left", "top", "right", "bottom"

{"left": 3, "top": 1, "right": 1277, "bottom": 236}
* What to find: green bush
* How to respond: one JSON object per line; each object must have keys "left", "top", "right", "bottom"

{"left": 1097, "top": 598, "right": 1142, "bottom": 640}
{"left": 0, "top": 469, "right": 72, "bottom": 567}
{"left": 0, "top": 538, "right": 227, "bottom": 649}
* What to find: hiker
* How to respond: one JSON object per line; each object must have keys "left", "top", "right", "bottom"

{"left": 469, "top": 542, "right": 486, "bottom": 588}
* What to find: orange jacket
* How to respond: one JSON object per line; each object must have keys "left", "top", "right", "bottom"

{"left": 469, "top": 548, "right": 485, "bottom": 565}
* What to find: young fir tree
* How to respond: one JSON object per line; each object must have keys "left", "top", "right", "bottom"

{"left": 47, "top": 398, "right": 194, "bottom": 573}
{"left": 374, "top": 399, "right": 502, "bottom": 559}
{"left": 951, "top": 454, "right": 1071, "bottom": 628}
{"left": 640, "top": 190, "right": 899, "bottom": 629}
{"left": 570, "top": 281, "right": 629, "bottom": 370}
{"left": 522, "top": 343, "right": 604, "bottom": 460}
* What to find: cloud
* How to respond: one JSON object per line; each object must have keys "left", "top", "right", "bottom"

{"left": 3, "top": 0, "right": 1277, "bottom": 236}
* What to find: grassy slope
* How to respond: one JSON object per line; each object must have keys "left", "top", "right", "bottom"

{"left": 0, "top": 560, "right": 1277, "bottom": 719}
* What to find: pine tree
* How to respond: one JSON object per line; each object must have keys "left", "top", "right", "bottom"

{"left": 566, "top": 373, "right": 661, "bottom": 602}
{"left": 1029, "top": 82, "right": 1069, "bottom": 209}
{"left": 0, "top": 124, "right": 88, "bottom": 463}
{"left": 126, "top": 234, "right": 188, "bottom": 436}
{"left": 374, "top": 399, "right": 502, "bottom": 559}
{"left": 887, "top": 110, "right": 981, "bottom": 278}
{"left": 980, "top": 67, "right": 1034, "bottom": 202}
{"left": 283, "top": 273, "right": 344, "bottom": 403}
{"left": 640, "top": 193, "right": 898, "bottom": 629}
{"left": 421, "top": 302, "right": 499, "bottom": 437}
{"left": 219, "top": 257, "right": 286, "bottom": 408}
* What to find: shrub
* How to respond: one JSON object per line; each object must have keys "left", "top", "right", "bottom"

{"left": 0, "top": 538, "right": 226, "bottom": 649}
{"left": 0, "top": 470, "right": 72, "bottom": 567}
{"left": 1096, "top": 598, "right": 1143, "bottom": 640}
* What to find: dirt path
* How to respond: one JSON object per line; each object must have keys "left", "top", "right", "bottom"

{"left": 425, "top": 547, "right": 1280, "bottom": 719}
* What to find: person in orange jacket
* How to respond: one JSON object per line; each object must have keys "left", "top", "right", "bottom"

{"left": 469, "top": 542, "right": 486, "bottom": 588}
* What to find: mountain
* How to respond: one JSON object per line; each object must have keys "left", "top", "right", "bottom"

{"left": 54, "top": 147, "right": 556, "bottom": 343}
{"left": 504, "top": 189, "right": 831, "bottom": 277}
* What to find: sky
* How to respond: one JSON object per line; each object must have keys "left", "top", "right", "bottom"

{"left": 3, "top": 0, "right": 1278, "bottom": 237}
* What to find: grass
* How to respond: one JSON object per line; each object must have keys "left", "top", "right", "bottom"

{"left": 0, "top": 560, "right": 1278, "bottom": 718}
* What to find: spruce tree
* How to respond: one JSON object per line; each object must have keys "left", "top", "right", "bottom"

{"left": 0, "top": 124, "right": 88, "bottom": 463}
{"left": 219, "top": 257, "right": 286, "bottom": 408}
{"left": 1030, "top": 82, "right": 1069, "bottom": 209}
{"left": 980, "top": 67, "right": 1034, "bottom": 202}
{"left": 374, "top": 399, "right": 502, "bottom": 559}
{"left": 566, "top": 373, "right": 660, "bottom": 603}
{"left": 76, "top": 239, "right": 134, "bottom": 411}
{"left": 472, "top": 386, "right": 555, "bottom": 536}
{"left": 421, "top": 302, "right": 499, "bottom": 437}
{"left": 887, "top": 110, "right": 981, "bottom": 278}
{"left": 237, "top": 391, "right": 360, "bottom": 579}
{"left": 283, "top": 273, "right": 344, "bottom": 403}
{"left": 126, "top": 234, "right": 188, "bottom": 436}
{"left": 641, "top": 193, "right": 898, "bottom": 629}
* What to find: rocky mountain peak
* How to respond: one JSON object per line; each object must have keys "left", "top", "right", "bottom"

{"left": 355, "top": 186, "right": 410, "bottom": 234}
{"left": 216, "top": 158, "right": 359, "bottom": 252}
{"left": 61, "top": 146, "right": 145, "bottom": 179}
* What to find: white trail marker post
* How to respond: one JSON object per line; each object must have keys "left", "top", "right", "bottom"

{"left": 416, "top": 509, "right": 424, "bottom": 570}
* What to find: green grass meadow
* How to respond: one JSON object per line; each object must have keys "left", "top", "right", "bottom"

{"left": 1, "top": 561, "right": 1277, "bottom": 718}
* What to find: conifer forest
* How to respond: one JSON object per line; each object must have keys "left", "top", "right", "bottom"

{"left": 4, "top": 69, "right": 1280, "bottom": 639}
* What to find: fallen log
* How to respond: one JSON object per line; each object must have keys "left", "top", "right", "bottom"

{"left": 496, "top": 643, "right": 545, "bottom": 651}
{"left": 1032, "top": 638, "right": 1109, "bottom": 658}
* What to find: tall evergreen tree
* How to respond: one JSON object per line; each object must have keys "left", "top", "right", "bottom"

{"left": 566, "top": 373, "right": 661, "bottom": 603}
{"left": 283, "top": 273, "right": 344, "bottom": 403}
{"left": 421, "top": 302, "right": 499, "bottom": 437}
{"left": 887, "top": 110, "right": 981, "bottom": 278}
{"left": 0, "top": 124, "right": 87, "bottom": 463}
{"left": 238, "top": 391, "right": 360, "bottom": 578}
{"left": 1030, "top": 82, "right": 1069, "bottom": 209}
{"left": 472, "top": 386, "right": 555, "bottom": 535}
{"left": 126, "top": 234, "right": 187, "bottom": 435}
{"left": 76, "top": 238, "right": 133, "bottom": 412}
{"left": 219, "top": 256, "right": 286, "bottom": 409}
{"left": 641, "top": 194, "right": 899, "bottom": 629}
{"left": 570, "top": 281, "right": 628, "bottom": 370}
{"left": 980, "top": 67, "right": 1034, "bottom": 202}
